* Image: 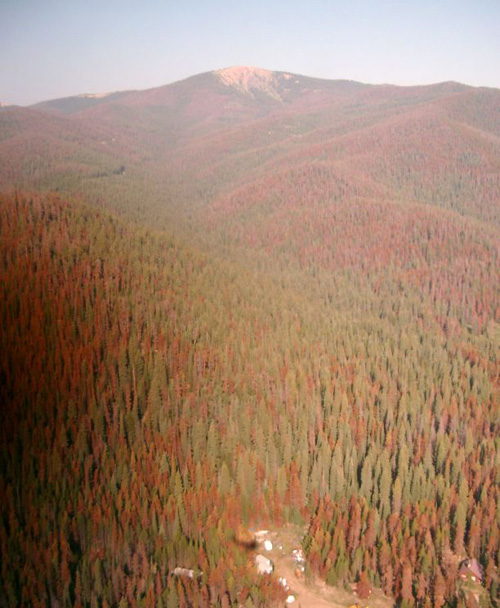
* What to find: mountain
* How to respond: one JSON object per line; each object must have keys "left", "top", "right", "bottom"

{"left": 1, "top": 68, "right": 499, "bottom": 608}
{"left": 33, "top": 67, "right": 369, "bottom": 123}
{"left": 2, "top": 67, "right": 499, "bottom": 224}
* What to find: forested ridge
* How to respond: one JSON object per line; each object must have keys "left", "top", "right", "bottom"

{"left": 0, "top": 68, "right": 499, "bottom": 607}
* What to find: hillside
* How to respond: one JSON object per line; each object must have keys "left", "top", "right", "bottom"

{"left": 2, "top": 67, "right": 499, "bottom": 229}
{"left": 1, "top": 68, "right": 499, "bottom": 608}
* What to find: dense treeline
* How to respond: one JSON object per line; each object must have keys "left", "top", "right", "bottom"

{"left": 1, "top": 73, "right": 500, "bottom": 608}
{"left": 1, "top": 191, "right": 498, "bottom": 607}
{"left": 207, "top": 161, "right": 500, "bottom": 333}
{"left": 0, "top": 193, "right": 292, "bottom": 607}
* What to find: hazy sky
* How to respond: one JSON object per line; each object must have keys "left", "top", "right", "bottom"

{"left": 1, "top": 0, "right": 499, "bottom": 105}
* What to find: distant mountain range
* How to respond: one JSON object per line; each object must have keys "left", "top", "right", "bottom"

{"left": 1, "top": 66, "right": 499, "bottom": 226}
{"left": 1, "top": 67, "right": 499, "bottom": 608}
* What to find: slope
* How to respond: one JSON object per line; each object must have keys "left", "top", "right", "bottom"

{"left": 1, "top": 68, "right": 500, "bottom": 608}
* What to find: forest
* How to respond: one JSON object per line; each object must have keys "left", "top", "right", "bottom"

{"left": 0, "top": 67, "right": 499, "bottom": 607}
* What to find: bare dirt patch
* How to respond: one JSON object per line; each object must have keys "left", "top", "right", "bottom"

{"left": 254, "top": 525, "right": 393, "bottom": 608}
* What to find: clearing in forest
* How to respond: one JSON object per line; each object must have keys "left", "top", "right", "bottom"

{"left": 253, "top": 525, "right": 393, "bottom": 608}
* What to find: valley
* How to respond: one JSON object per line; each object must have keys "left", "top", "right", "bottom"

{"left": 0, "top": 67, "right": 499, "bottom": 608}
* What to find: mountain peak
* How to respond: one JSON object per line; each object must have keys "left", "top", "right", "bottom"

{"left": 214, "top": 66, "right": 291, "bottom": 99}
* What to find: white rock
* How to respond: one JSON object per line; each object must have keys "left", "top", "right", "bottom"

{"left": 255, "top": 554, "right": 273, "bottom": 575}
{"left": 173, "top": 567, "right": 194, "bottom": 579}
{"left": 286, "top": 595, "right": 295, "bottom": 604}
{"left": 264, "top": 539, "right": 273, "bottom": 551}
{"left": 292, "top": 548, "right": 305, "bottom": 563}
